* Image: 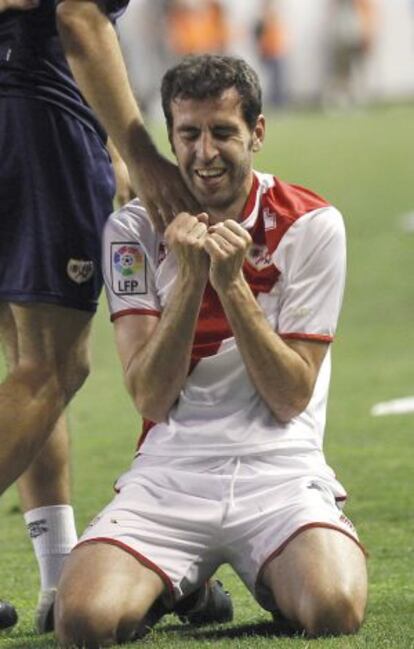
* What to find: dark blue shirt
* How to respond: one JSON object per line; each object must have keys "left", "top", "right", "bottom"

{"left": 0, "top": 0, "right": 128, "bottom": 140}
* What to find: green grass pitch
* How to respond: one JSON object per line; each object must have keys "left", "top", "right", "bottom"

{"left": 0, "top": 104, "right": 413, "bottom": 648}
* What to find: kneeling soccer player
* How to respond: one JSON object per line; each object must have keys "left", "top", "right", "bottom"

{"left": 55, "top": 54, "right": 367, "bottom": 648}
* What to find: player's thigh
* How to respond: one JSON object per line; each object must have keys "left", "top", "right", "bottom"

{"left": 56, "top": 541, "right": 165, "bottom": 629}
{"left": 262, "top": 526, "right": 367, "bottom": 620}
{"left": 8, "top": 303, "right": 93, "bottom": 397}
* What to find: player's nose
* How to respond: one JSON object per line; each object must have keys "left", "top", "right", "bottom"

{"left": 195, "top": 132, "right": 218, "bottom": 163}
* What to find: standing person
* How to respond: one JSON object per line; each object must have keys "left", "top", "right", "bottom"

{"left": 165, "top": 0, "right": 229, "bottom": 60}
{"left": 325, "top": 0, "right": 377, "bottom": 107}
{"left": 0, "top": 0, "right": 224, "bottom": 634}
{"left": 0, "top": 0, "right": 125, "bottom": 632}
{"left": 254, "top": 0, "right": 289, "bottom": 107}
{"left": 55, "top": 54, "right": 368, "bottom": 649}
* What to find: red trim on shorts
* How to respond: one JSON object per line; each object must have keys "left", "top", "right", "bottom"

{"left": 256, "top": 522, "right": 368, "bottom": 593}
{"left": 280, "top": 333, "right": 334, "bottom": 343}
{"left": 75, "top": 537, "right": 174, "bottom": 597}
{"left": 110, "top": 308, "right": 161, "bottom": 322}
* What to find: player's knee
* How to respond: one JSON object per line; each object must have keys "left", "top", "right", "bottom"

{"left": 300, "top": 589, "right": 364, "bottom": 637}
{"left": 6, "top": 350, "right": 89, "bottom": 405}
{"left": 60, "top": 350, "right": 90, "bottom": 402}
{"left": 56, "top": 594, "right": 120, "bottom": 648}
{"left": 56, "top": 589, "right": 144, "bottom": 648}
{"left": 9, "top": 360, "right": 58, "bottom": 395}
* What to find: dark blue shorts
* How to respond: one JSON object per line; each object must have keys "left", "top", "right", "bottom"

{"left": 0, "top": 96, "right": 115, "bottom": 312}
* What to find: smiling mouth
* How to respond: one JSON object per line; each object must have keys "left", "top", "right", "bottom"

{"left": 195, "top": 168, "right": 226, "bottom": 179}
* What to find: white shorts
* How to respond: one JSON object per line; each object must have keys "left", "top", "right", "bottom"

{"left": 78, "top": 451, "right": 363, "bottom": 610}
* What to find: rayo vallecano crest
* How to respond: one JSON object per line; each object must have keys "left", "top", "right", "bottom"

{"left": 246, "top": 244, "right": 273, "bottom": 271}
{"left": 67, "top": 259, "right": 94, "bottom": 284}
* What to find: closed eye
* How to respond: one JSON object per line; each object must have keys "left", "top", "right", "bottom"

{"left": 212, "top": 127, "right": 237, "bottom": 140}
{"left": 178, "top": 128, "right": 200, "bottom": 142}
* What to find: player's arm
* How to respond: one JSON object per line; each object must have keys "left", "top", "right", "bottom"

{"left": 0, "top": 0, "right": 38, "bottom": 10}
{"left": 56, "top": 0, "right": 198, "bottom": 228}
{"left": 204, "top": 213, "right": 344, "bottom": 423}
{"left": 113, "top": 213, "right": 209, "bottom": 422}
{"left": 106, "top": 139, "right": 135, "bottom": 208}
{"left": 213, "top": 275, "right": 327, "bottom": 423}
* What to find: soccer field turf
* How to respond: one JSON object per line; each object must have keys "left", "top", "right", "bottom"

{"left": 0, "top": 104, "right": 413, "bottom": 648}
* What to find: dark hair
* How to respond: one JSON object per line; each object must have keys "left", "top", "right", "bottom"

{"left": 161, "top": 54, "right": 262, "bottom": 131}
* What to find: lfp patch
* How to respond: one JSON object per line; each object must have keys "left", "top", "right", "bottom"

{"left": 111, "top": 242, "right": 147, "bottom": 294}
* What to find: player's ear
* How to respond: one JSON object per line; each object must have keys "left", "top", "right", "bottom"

{"left": 251, "top": 115, "right": 265, "bottom": 153}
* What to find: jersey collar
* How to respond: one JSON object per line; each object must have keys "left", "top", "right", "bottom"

{"left": 239, "top": 173, "right": 261, "bottom": 230}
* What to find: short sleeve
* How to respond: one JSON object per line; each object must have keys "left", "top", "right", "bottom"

{"left": 102, "top": 200, "right": 161, "bottom": 321}
{"left": 273, "top": 207, "right": 346, "bottom": 341}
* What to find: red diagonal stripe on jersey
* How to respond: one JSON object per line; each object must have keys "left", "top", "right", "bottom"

{"left": 190, "top": 282, "right": 231, "bottom": 369}
{"left": 190, "top": 209, "right": 282, "bottom": 370}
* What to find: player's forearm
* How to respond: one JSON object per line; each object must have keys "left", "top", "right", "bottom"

{"left": 56, "top": 0, "right": 150, "bottom": 164}
{"left": 126, "top": 274, "right": 206, "bottom": 422}
{"left": 217, "top": 276, "right": 315, "bottom": 422}
{"left": 0, "top": 0, "right": 37, "bottom": 10}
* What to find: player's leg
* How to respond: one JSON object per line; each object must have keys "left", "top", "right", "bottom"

{"left": 0, "top": 304, "right": 91, "bottom": 491}
{"left": 55, "top": 542, "right": 165, "bottom": 648}
{"left": 18, "top": 415, "right": 71, "bottom": 511}
{"left": 261, "top": 527, "right": 367, "bottom": 636}
{"left": 18, "top": 415, "right": 77, "bottom": 633}
{"left": 0, "top": 306, "right": 22, "bottom": 630}
{"left": 0, "top": 302, "right": 88, "bottom": 630}
{"left": 0, "top": 302, "right": 92, "bottom": 495}
{"left": 0, "top": 302, "right": 91, "bottom": 627}
{"left": 0, "top": 305, "right": 25, "bottom": 628}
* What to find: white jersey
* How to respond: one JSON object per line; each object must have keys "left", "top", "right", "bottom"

{"left": 103, "top": 172, "right": 346, "bottom": 459}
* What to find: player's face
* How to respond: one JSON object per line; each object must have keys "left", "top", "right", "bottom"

{"left": 169, "top": 88, "right": 264, "bottom": 221}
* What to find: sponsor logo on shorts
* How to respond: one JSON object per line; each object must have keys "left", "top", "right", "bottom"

{"left": 111, "top": 242, "right": 147, "bottom": 295}
{"left": 67, "top": 259, "right": 95, "bottom": 284}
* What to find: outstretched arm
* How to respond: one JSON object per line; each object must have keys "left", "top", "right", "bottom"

{"left": 56, "top": 0, "right": 198, "bottom": 228}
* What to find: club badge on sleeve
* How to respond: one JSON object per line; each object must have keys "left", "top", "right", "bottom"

{"left": 111, "top": 242, "right": 147, "bottom": 295}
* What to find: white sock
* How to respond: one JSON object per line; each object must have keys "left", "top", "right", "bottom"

{"left": 24, "top": 505, "right": 78, "bottom": 592}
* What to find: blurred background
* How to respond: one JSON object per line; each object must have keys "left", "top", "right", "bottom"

{"left": 116, "top": 0, "right": 414, "bottom": 118}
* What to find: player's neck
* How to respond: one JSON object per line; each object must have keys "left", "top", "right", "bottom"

{"left": 208, "top": 191, "right": 250, "bottom": 225}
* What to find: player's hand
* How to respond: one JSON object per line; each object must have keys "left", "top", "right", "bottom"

{"left": 130, "top": 149, "right": 200, "bottom": 233}
{"left": 0, "top": 0, "right": 39, "bottom": 10}
{"left": 165, "top": 212, "right": 210, "bottom": 283}
{"left": 204, "top": 220, "right": 252, "bottom": 292}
